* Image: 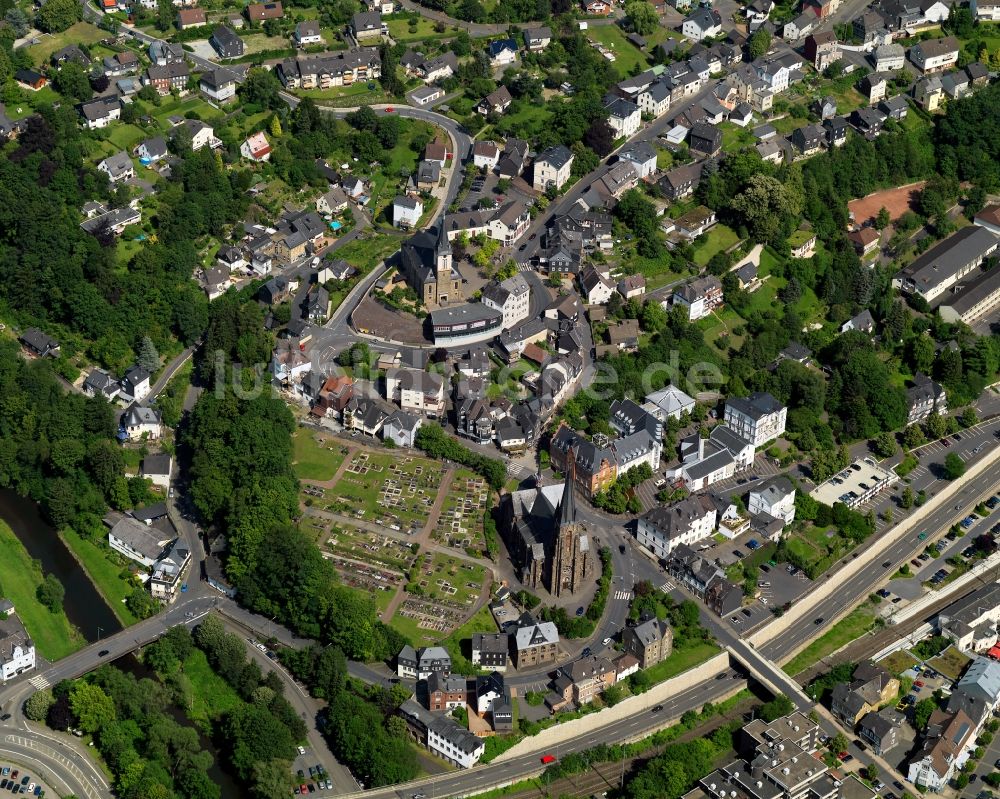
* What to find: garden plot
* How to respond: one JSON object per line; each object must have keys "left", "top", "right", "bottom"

{"left": 431, "top": 471, "right": 489, "bottom": 552}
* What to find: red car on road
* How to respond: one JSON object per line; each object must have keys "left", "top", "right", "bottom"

{"left": 541, "top": 754, "right": 556, "bottom": 764}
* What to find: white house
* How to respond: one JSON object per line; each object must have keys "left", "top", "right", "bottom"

{"left": 578, "top": 265, "right": 615, "bottom": 305}
{"left": 481, "top": 274, "right": 531, "bottom": 329}
{"left": 724, "top": 391, "right": 787, "bottom": 446}
{"left": 427, "top": 715, "right": 485, "bottom": 768}
{"left": 393, "top": 196, "right": 423, "bottom": 229}
{"left": 487, "top": 38, "right": 518, "bottom": 67}
{"left": 200, "top": 68, "right": 239, "bottom": 102}
{"left": 617, "top": 141, "right": 657, "bottom": 180}
{"left": 98, "top": 151, "right": 135, "bottom": 184}
{"left": 80, "top": 97, "right": 121, "bottom": 129}
{"left": 683, "top": 7, "right": 722, "bottom": 41}
{"left": 532, "top": 145, "right": 574, "bottom": 191}
{"left": 240, "top": 131, "right": 272, "bottom": 162}
{"left": 140, "top": 453, "right": 173, "bottom": 489}
{"left": 120, "top": 405, "right": 162, "bottom": 441}
{"left": 0, "top": 604, "right": 35, "bottom": 682}
{"left": 122, "top": 365, "right": 151, "bottom": 402}
{"left": 606, "top": 97, "right": 641, "bottom": 139}
{"left": 748, "top": 476, "right": 796, "bottom": 528}
{"left": 472, "top": 140, "right": 500, "bottom": 170}
{"left": 636, "top": 497, "right": 718, "bottom": 560}
{"left": 108, "top": 515, "right": 173, "bottom": 568}
{"left": 644, "top": 385, "right": 695, "bottom": 420}
{"left": 383, "top": 411, "right": 423, "bottom": 447}
{"left": 294, "top": 20, "right": 323, "bottom": 46}
{"left": 149, "top": 541, "right": 191, "bottom": 602}
{"left": 385, "top": 368, "right": 446, "bottom": 417}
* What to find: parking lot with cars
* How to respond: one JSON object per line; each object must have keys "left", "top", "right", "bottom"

{"left": 0, "top": 764, "right": 49, "bottom": 797}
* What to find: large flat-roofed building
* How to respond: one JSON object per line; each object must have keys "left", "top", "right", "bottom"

{"left": 429, "top": 304, "right": 503, "bottom": 346}
{"left": 939, "top": 265, "right": 1000, "bottom": 325}
{"left": 809, "top": 457, "right": 897, "bottom": 509}
{"left": 893, "top": 226, "right": 1000, "bottom": 301}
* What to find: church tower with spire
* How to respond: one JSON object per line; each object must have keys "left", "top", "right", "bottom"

{"left": 550, "top": 450, "right": 590, "bottom": 597}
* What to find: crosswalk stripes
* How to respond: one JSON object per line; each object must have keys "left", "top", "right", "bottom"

{"left": 28, "top": 674, "right": 50, "bottom": 690}
{"left": 614, "top": 590, "right": 632, "bottom": 601}
{"left": 660, "top": 581, "right": 673, "bottom": 593}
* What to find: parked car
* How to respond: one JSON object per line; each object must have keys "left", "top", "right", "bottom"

{"left": 541, "top": 754, "right": 556, "bottom": 764}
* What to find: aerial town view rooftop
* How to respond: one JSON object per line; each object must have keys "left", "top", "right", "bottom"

{"left": 2, "top": 0, "right": 1000, "bottom": 795}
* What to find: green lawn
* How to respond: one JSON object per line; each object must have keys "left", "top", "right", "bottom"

{"left": 107, "top": 124, "right": 146, "bottom": 151}
{"left": 719, "top": 121, "right": 756, "bottom": 154}
{"left": 292, "top": 427, "right": 348, "bottom": 481}
{"left": 926, "top": 646, "right": 971, "bottom": 681}
{"left": 60, "top": 528, "right": 140, "bottom": 627}
{"left": 782, "top": 605, "right": 877, "bottom": 676}
{"left": 298, "top": 81, "right": 390, "bottom": 106}
{"left": 0, "top": 521, "right": 84, "bottom": 660}
{"left": 181, "top": 647, "right": 245, "bottom": 728}
{"left": 641, "top": 642, "right": 721, "bottom": 685}
{"left": 26, "top": 22, "right": 108, "bottom": 67}
{"left": 585, "top": 25, "right": 651, "bottom": 77}
{"left": 692, "top": 225, "right": 740, "bottom": 266}
{"left": 386, "top": 17, "right": 457, "bottom": 41}
{"left": 335, "top": 233, "right": 402, "bottom": 276}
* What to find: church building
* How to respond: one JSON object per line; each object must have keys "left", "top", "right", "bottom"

{"left": 398, "top": 222, "right": 463, "bottom": 307}
{"left": 500, "top": 456, "right": 591, "bottom": 598}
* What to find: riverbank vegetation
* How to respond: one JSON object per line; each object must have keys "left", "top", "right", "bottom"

{"left": 0, "top": 521, "right": 82, "bottom": 660}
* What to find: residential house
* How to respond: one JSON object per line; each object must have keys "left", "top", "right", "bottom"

{"left": 478, "top": 85, "right": 513, "bottom": 117}
{"left": 909, "top": 36, "right": 959, "bottom": 73}
{"left": 120, "top": 403, "right": 162, "bottom": 442}
{"left": 533, "top": 145, "right": 574, "bottom": 191}
{"left": 512, "top": 621, "right": 559, "bottom": 668}
{"left": 391, "top": 195, "right": 422, "bottom": 229}
{"left": 397, "top": 645, "right": 452, "bottom": 680}
{"left": 14, "top": 69, "right": 46, "bottom": 91}
{"left": 637, "top": 496, "right": 719, "bottom": 559}
{"left": 122, "top": 365, "right": 151, "bottom": 403}
{"left": 747, "top": 476, "right": 796, "bottom": 527}
{"left": 618, "top": 274, "right": 646, "bottom": 299}
{"left": 385, "top": 368, "right": 445, "bottom": 417}
{"left": 907, "top": 709, "right": 976, "bottom": 790}
{"left": 552, "top": 654, "right": 616, "bottom": 707}
{"left": 342, "top": 396, "right": 391, "bottom": 437}
{"left": 210, "top": 25, "right": 244, "bottom": 58}
{"left": 659, "top": 162, "right": 703, "bottom": 200}
{"left": 83, "top": 369, "right": 121, "bottom": 401}
{"left": 790, "top": 123, "right": 826, "bottom": 156}
{"left": 914, "top": 75, "right": 944, "bottom": 110}
{"left": 200, "top": 68, "right": 240, "bottom": 103}
{"left": 0, "top": 605, "right": 36, "bottom": 682}
{"left": 664, "top": 205, "right": 717, "bottom": 241}
{"left": 351, "top": 11, "right": 384, "bottom": 41}
{"left": 425, "top": 673, "right": 468, "bottom": 712}
{"left": 972, "top": 0, "right": 1000, "bottom": 17}
{"left": 487, "top": 39, "right": 518, "bottom": 67}
{"left": 146, "top": 63, "right": 190, "bottom": 95}
{"left": 240, "top": 131, "right": 271, "bottom": 162}
{"left": 848, "top": 226, "right": 881, "bottom": 255}
{"left": 149, "top": 41, "right": 185, "bottom": 66}
{"left": 783, "top": 11, "right": 817, "bottom": 39}
{"left": 858, "top": 73, "right": 888, "bottom": 106}
{"left": 416, "top": 159, "right": 441, "bottom": 190}
{"left": 617, "top": 141, "right": 657, "bottom": 180}
{"left": 672, "top": 275, "right": 723, "bottom": 321}
{"left": 525, "top": 26, "right": 552, "bottom": 50}
{"left": 853, "top": 106, "right": 887, "bottom": 139}
{"left": 683, "top": 7, "right": 723, "bottom": 40}
{"left": 638, "top": 80, "right": 672, "bottom": 118}
{"left": 814, "top": 96, "right": 837, "bottom": 119}
{"left": 379, "top": 408, "right": 421, "bottom": 447}
{"left": 246, "top": 1, "right": 283, "bottom": 21}
{"left": 295, "top": 20, "right": 323, "bottom": 46}
{"left": 579, "top": 265, "right": 614, "bottom": 305}
{"left": 622, "top": 616, "right": 673, "bottom": 668}
{"left": 804, "top": 31, "right": 840, "bottom": 70}
{"left": 496, "top": 138, "right": 529, "bottom": 178}
{"left": 80, "top": 96, "right": 121, "bottom": 129}
{"left": 975, "top": 204, "right": 1000, "bottom": 236}
{"left": 149, "top": 541, "right": 191, "bottom": 602}
{"left": 872, "top": 42, "right": 905, "bottom": 71}
{"left": 880, "top": 94, "right": 909, "bottom": 120}
{"left": 940, "top": 69, "right": 970, "bottom": 100}
{"left": 176, "top": 8, "right": 207, "bottom": 28}
{"left": 471, "top": 633, "right": 509, "bottom": 671}
{"left": 724, "top": 392, "right": 786, "bottom": 446}
{"left": 688, "top": 122, "right": 722, "bottom": 156}
{"left": 475, "top": 672, "right": 513, "bottom": 732}
{"left": 424, "top": 141, "right": 449, "bottom": 165}
{"left": 644, "top": 385, "right": 695, "bottom": 421}
{"left": 472, "top": 140, "right": 500, "bottom": 170}
{"left": 489, "top": 201, "right": 530, "bottom": 246}
{"left": 606, "top": 97, "right": 641, "bottom": 139}
{"left": 276, "top": 48, "right": 382, "bottom": 90}
{"left": 98, "top": 151, "right": 135, "bottom": 184}
{"left": 140, "top": 453, "right": 173, "bottom": 489}
{"left": 583, "top": 0, "right": 614, "bottom": 13}
{"left": 107, "top": 515, "right": 173, "bottom": 568}
{"left": 831, "top": 661, "right": 900, "bottom": 726}
{"left": 316, "top": 186, "right": 350, "bottom": 215}
{"left": 858, "top": 708, "right": 904, "bottom": 755}
{"left": 481, "top": 274, "right": 531, "bottom": 329}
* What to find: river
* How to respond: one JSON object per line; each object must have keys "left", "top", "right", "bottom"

{"left": 0, "top": 489, "right": 241, "bottom": 798}
{"left": 0, "top": 488, "right": 122, "bottom": 641}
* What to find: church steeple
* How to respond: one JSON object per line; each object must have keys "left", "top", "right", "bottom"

{"left": 559, "top": 448, "right": 577, "bottom": 529}
{"left": 435, "top": 220, "right": 452, "bottom": 281}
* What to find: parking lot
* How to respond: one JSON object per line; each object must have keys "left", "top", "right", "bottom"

{"left": 293, "top": 746, "right": 343, "bottom": 795}
{"left": 0, "top": 764, "right": 50, "bottom": 797}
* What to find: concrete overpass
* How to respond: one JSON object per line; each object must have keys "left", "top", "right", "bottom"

{"left": 726, "top": 641, "right": 814, "bottom": 711}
